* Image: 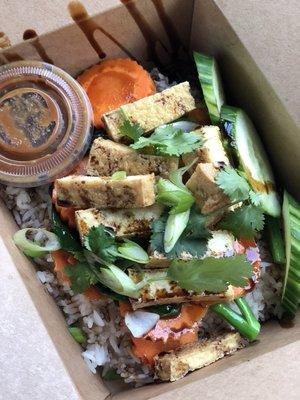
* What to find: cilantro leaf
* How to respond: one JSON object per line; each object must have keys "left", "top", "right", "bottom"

{"left": 118, "top": 119, "right": 144, "bottom": 142}
{"left": 85, "top": 226, "right": 117, "bottom": 264}
{"left": 249, "top": 190, "right": 264, "bottom": 207}
{"left": 167, "top": 255, "right": 253, "bottom": 293}
{"left": 215, "top": 166, "right": 250, "bottom": 202}
{"left": 150, "top": 213, "right": 208, "bottom": 259}
{"left": 130, "top": 124, "right": 203, "bottom": 156}
{"left": 218, "top": 205, "right": 265, "bottom": 239}
{"left": 184, "top": 205, "right": 211, "bottom": 239}
{"left": 64, "top": 263, "right": 98, "bottom": 294}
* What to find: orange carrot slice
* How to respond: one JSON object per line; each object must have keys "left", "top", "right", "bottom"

{"left": 131, "top": 304, "right": 207, "bottom": 365}
{"left": 84, "top": 286, "right": 104, "bottom": 301}
{"left": 77, "top": 58, "right": 156, "bottom": 128}
{"left": 52, "top": 249, "right": 77, "bottom": 283}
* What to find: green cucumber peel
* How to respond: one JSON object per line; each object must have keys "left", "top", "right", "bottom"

{"left": 193, "top": 51, "right": 225, "bottom": 124}
{"left": 282, "top": 191, "right": 300, "bottom": 316}
{"left": 221, "top": 105, "right": 281, "bottom": 217}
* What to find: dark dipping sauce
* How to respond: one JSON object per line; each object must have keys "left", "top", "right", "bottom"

{"left": 0, "top": 61, "right": 93, "bottom": 187}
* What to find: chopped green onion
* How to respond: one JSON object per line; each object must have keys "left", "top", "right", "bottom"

{"left": 68, "top": 327, "right": 86, "bottom": 344}
{"left": 117, "top": 240, "right": 149, "bottom": 264}
{"left": 156, "top": 179, "right": 194, "bottom": 214}
{"left": 111, "top": 171, "right": 127, "bottom": 180}
{"left": 211, "top": 297, "right": 260, "bottom": 341}
{"left": 98, "top": 264, "right": 142, "bottom": 299}
{"left": 102, "top": 368, "right": 120, "bottom": 381}
{"left": 13, "top": 228, "right": 61, "bottom": 257}
{"left": 164, "top": 209, "right": 190, "bottom": 253}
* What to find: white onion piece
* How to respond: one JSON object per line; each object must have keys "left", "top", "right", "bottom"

{"left": 125, "top": 311, "right": 160, "bottom": 338}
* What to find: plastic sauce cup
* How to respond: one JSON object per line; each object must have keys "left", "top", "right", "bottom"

{"left": 0, "top": 61, "right": 93, "bottom": 187}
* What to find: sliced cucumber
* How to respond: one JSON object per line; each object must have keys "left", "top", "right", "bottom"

{"left": 282, "top": 191, "right": 300, "bottom": 317}
{"left": 221, "top": 105, "right": 281, "bottom": 217}
{"left": 193, "top": 52, "right": 225, "bottom": 124}
{"left": 266, "top": 216, "right": 285, "bottom": 264}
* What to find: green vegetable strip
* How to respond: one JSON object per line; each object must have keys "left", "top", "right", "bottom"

{"left": 68, "top": 327, "right": 86, "bottom": 344}
{"left": 164, "top": 209, "right": 190, "bottom": 253}
{"left": 52, "top": 210, "right": 82, "bottom": 252}
{"left": 281, "top": 191, "right": 300, "bottom": 317}
{"left": 211, "top": 297, "right": 260, "bottom": 341}
{"left": 13, "top": 228, "right": 61, "bottom": 258}
{"left": 266, "top": 216, "right": 285, "bottom": 264}
{"left": 234, "top": 297, "right": 261, "bottom": 333}
{"left": 193, "top": 51, "right": 225, "bottom": 124}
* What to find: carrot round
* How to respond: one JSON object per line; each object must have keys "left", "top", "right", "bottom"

{"left": 131, "top": 304, "right": 207, "bottom": 365}
{"left": 52, "top": 249, "right": 77, "bottom": 283}
{"left": 77, "top": 58, "right": 156, "bottom": 128}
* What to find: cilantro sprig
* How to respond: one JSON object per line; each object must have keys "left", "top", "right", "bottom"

{"left": 119, "top": 119, "right": 144, "bottom": 142}
{"left": 215, "top": 166, "right": 250, "bottom": 202}
{"left": 118, "top": 115, "right": 203, "bottom": 157}
{"left": 150, "top": 210, "right": 210, "bottom": 259}
{"left": 218, "top": 204, "right": 265, "bottom": 239}
{"left": 62, "top": 224, "right": 149, "bottom": 295}
{"left": 131, "top": 124, "right": 203, "bottom": 156}
{"left": 215, "top": 166, "right": 265, "bottom": 238}
{"left": 167, "top": 255, "right": 253, "bottom": 293}
{"left": 64, "top": 262, "right": 98, "bottom": 294}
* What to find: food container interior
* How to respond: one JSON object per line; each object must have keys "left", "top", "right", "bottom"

{"left": 0, "top": 0, "right": 299, "bottom": 399}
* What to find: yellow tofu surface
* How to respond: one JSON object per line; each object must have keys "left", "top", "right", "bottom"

{"left": 55, "top": 174, "right": 155, "bottom": 209}
{"left": 75, "top": 204, "right": 163, "bottom": 240}
{"left": 103, "top": 82, "right": 196, "bottom": 142}
{"left": 182, "top": 125, "right": 229, "bottom": 174}
{"left": 87, "top": 138, "right": 178, "bottom": 177}
{"left": 128, "top": 268, "right": 229, "bottom": 309}
{"left": 155, "top": 332, "right": 245, "bottom": 381}
{"left": 186, "top": 163, "right": 229, "bottom": 214}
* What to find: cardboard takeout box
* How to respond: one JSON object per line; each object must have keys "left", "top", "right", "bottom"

{"left": 0, "top": 0, "right": 299, "bottom": 398}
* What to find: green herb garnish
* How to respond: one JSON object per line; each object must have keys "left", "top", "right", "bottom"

{"left": 167, "top": 255, "right": 252, "bottom": 293}
{"left": 218, "top": 204, "right": 265, "bottom": 239}
{"left": 130, "top": 124, "right": 203, "bottom": 156}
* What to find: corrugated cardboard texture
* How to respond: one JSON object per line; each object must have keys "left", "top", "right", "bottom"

{"left": 0, "top": 0, "right": 299, "bottom": 398}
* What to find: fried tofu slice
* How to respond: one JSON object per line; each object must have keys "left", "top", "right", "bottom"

{"left": 128, "top": 269, "right": 235, "bottom": 310}
{"left": 182, "top": 126, "right": 229, "bottom": 174}
{"left": 154, "top": 332, "right": 245, "bottom": 381}
{"left": 87, "top": 138, "right": 178, "bottom": 177}
{"left": 75, "top": 204, "right": 163, "bottom": 240}
{"left": 186, "top": 163, "right": 230, "bottom": 215}
{"left": 55, "top": 174, "right": 155, "bottom": 209}
{"left": 103, "top": 82, "right": 196, "bottom": 142}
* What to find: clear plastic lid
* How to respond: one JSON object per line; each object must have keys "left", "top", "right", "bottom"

{"left": 0, "top": 61, "right": 93, "bottom": 187}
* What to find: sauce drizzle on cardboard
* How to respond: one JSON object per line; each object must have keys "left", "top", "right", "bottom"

{"left": 120, "top": 0, "right": 167, "bottom": 65}
{"left": 23, "top": 29, "right": 54, "bottom": 64}
{"left": 68, "top": 1, "right": 135, "bottom": 60}
{"left": 150, "top": 0, "right": 183, "bottom": 55}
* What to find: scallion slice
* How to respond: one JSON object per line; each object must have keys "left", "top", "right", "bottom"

{"left": 117, "top": 240, "right": 149, "bottom": 264}
{"left": 13, "top": 228, "right": 61, "bottom": 258}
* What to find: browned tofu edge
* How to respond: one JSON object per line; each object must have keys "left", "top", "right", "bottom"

{"left": 154, "top": 332, "right": 246, "bottom": 381}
